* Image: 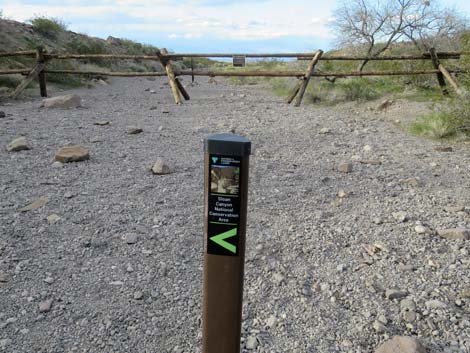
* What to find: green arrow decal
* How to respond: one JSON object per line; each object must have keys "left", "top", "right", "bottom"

{"left": 210, "top": 228, "right": 237, "bottom": 254}
{"left": 211, "top": 157, "right": 218, "bottom": 163}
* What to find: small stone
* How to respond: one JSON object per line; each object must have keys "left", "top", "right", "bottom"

{"left": 374, "top": 336, "right": 425, "bottom": 353}
{"left": 414, "top": 225, "right": 427, "bottom": 234}
{"left": 46, "top": 214, "right": 60, "bottom": 224}
{"left": 377, "top": 99, "right": 394, "bottom": 110}
{"left": 0, "top": 339, "right": 12, "bottom": 349}
{"left": 386, "top": 289, "right": 408, "bottom": 300}
{"left": 41, "top": 94, "right": 81, "bottom": 109}
{"left": 392, "top": 211, "right": 408, "bottom": 223}
{"left": 19, "top": 196, "right": 49, "bottom": 212}
{"left": 133, "top": 291, "right": 144, "bottom": 300}
{"left": 0, "top": 111, "right": 5, "bottom": 118}
{"left": 64, "top": 192, "right": 74, "bottom": 199}
{"left": 265, "top": 315, "right": 277, "bottom": 328}
{"left": 337, "top": 190, "right": 348, "bottom": 198}
{"left": 151, "top": 158, "right": 171, "bottom": 175}
{"left": 436, "top": 228, "right": 470, "bottom": 240}
{"left": 425, "top": 299, "right": 447, "bottom": 310}
{"left": 434, "top": 146, "right": 453, "bottom": 152}
{"left": 38, "top": 299, "right": 53, "bottom": 313}
{"left": 319, "top": 128, "right": 331, "bottom": 134}
{"left": 43, "top": 276, "right": 55, "bottom": 284}
{"left": 360, "top": 159, "right": 382, "bottom": 165}
{"left": 444, "top": 204, "right": 466, "bottom": 213}
{"left": 373, "top": 217, "right": 383, "bottom": 225}
{"left": 337, "top": 162, "right": 353, "bottom": 173}
{"left": 272, "top": 272, "right": 285, "bottom": 285}
{"left": 373, "top": 320, "right": 388, "bottom": 333}
{"left": 400, "top": 299, "right": 416, "bottom": 312}
{"left": 52, "top": 161, "right": 64, "bottom": 169}
{"left": 126, "top": 126, "right": 143, "bottom": 135}
{"left": 149, "top": 90, "right": 156, "bottom": 94}
{"left": 162, "top": 110, "right": 170, "bottom": 114}
{"left": 460, "top": 288, "right": 470, "bottom": 298}
{"left": 94, "top": 121, "right": 110, "bottom": 126}
{"left": 7, "top": 137, "right": 32, "bottom": 152}
{"left": 124, "top": 234, "right": 138, "bottom": 245}
{"left": 0, "top": 271, "right": 9, "bottom": 283}
{"left": 336, "top": 264, "right": 346, "bottom": 272}
{"left": 402, "top": 310, "right": 416, "bottom": 323}
{"left": 55, "top": 145, "right": 89, "bottom": 163}
{"left": 245, "top": 336, "right": 258, "bottom": 350}
{"left": 363, "top": 145, "right": 372, "bottom": 152}
{"left": 401, "top": 177, "right": 422, "bottom": 187}
{"left": 126, "top": 265, "right": 134, "bottom": 273}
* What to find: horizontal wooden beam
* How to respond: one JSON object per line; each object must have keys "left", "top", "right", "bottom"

{"left": 44, "top": 69, "right": 168, "bottom": 76}
{"left": 1, "top": 68, "right": 466, "bottom": 78}
{"left": 298, "top": 53, "right": 461, "bottom": 61}
{"left": 44, "top": 54, "right": 162, "bottom": 60}
{"left": 0, "top": 50, "right": 36, "bottom": 58}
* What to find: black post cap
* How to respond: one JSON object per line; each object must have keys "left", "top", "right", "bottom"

{"left": 204, "top": 133, "right": 251, "bottom": 156}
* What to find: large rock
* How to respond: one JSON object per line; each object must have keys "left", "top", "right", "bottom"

{"left": 7, "top": 137, "right": 31, "bottom": 152}
{"left": 41, "top": 94, "right": 81, "bottom": 109}
{"left": 151, "top": 158, "right": 171, "bottom": 175}
{"left": 55, "top": 145, "right": 89, "bottom": 163}
{"left": 437, "top": 228, "right": 470, "bottom": 240}
{"left": 375, "top": 336, "right": 425, "bottom": 353}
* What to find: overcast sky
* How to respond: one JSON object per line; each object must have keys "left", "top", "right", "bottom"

{"left": 1, "top": 0, "right": 470, "bottom": 52}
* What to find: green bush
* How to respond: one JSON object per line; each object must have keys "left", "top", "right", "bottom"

{"left": 337, "top": 79, "right": 379, "bottom": 101}
{"left": 0, "top": 75, "right": 22, "bottom": 88}
{"left": 29, "top": 16, "right": 66, "bottom": 38}
{"left": 409, "top": 97, "right": 470, "bottom": 138}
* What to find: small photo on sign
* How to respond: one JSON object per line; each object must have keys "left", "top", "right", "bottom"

{"left": 211, "top": 165, "right": 240, "bottom": 195}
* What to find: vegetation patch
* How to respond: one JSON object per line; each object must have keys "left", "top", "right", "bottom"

{"left": 409, "top": 97, "right": 470, "bottom": 139}
{"left": 29, "top": 16, "right": 67, "bottom": 38}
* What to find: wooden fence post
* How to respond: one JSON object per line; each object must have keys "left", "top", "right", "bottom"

{"left": 294, "top": 50, "right": 323, "bottom": 107}
{"left": 157, "top": 48, "right": 183, "bottom": 104}
{"left": 286, "top": 79, "right": 302, "bottom": 104}
{"left": 10, "top": 62, "right": 46, "bottom": 99}
{"left": 437, "top": 63, "right": 463, "bottom": 96}
{"left": 429, "top": 48, "right": 449, "bottom": 96}
{"left": 36, "top": 46, "right": 47, "bottom": 97}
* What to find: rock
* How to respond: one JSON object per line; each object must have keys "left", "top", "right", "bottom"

{"left": 337, "top": 190, "right": 348, "bottom": 198}
{"left": 44, "top": 276, "right": 55, "bottom": 284}
{"left": 19, "top": 196, "right": 49, "bottom": 212}
{"left": 0, "top": 339, "right": 12, "bottom": 350}
{"left": 337, "top": 162, "right": 353, "bottom": 173}
{"left": 149, "top": 90, "right": 156, "bottom": 94}
{"left": 359, "top": 159, "right": 382, "bottom": 165}
{"left": 363, "top": 144, "right": 372, "bottom": 152}
{"left": 0, "top": 111, "right": 5, "bottom": 118}
{"left": 392, "top": 211, "right": 408, "bottom": 223}
{"left": 151, "top": 159, "right": 171, "bottom": 175}
{"left": 127, "top": 126, "right": 143, "bottom": 135}
{"left": 0, "top": 271, "right": 8, "bottom": 283}
{"left": 55, "top": 145, "right": 89, "bottom": 163}
{"left": 94, "top": 121, "right": 110, "bottom": 126}
{"left": 414, "top": 225, "right": 427, "bottom": 234}
{"left": 377, "top": 99, "right": 394, "bottom": 110}
{"left": 385, "top": 289, "right": 408, "bottom": 300}
{"left": 374, "top": 336, "right": 425, "bottom": 353}
{"left": 434, "top": 146, "right": 453, "bottom": 152}
{"left": 400, "top": 299, "right": 417, "bottom": 323}
{"left": 400, "top": 177, "right": 422, "bottom": 187}
{"left": 265, "top": 315, "right": 277, "bottom": 328}
{"left": 7, "top": 137, "right": 32, "bottom": 152}
{"left": 41, "top": 94, "right": 81, "bottom": 108}
{"left": 133, "top": 291, "right": 144, "bottom": 300}
{"left": 245, "top": 336, "right": 258, "bottom": 350}
{"left": 373, "top": 320, "right": 388, "bottom": 333}
{"left": 52, "top": 161, "right": 64, "bottom": 169}
{"left": 437, "top": 228, "right": 470, "bottom": 240}
{"left": 319, "top": 128, "right": 331, "bottom": 134}
{"left": 272, "top": 272, "right": 285, "bottom": 285}
{"left": 124, "top": 233, "right": 138, "bottom": 245}
{"left": 425, "top": 299, "right": 447, "bottom": 310}
{"left": 162, "top": 110, "right": 170, "bottom": 114}
{"left": 444, "top": 204, "right": 466, "bottom": 213}
{"left": 38, "top": 299, "right": 53, "bottom": 313}
{"left": 46, "top": 214, "right": 60, "bottom": 224}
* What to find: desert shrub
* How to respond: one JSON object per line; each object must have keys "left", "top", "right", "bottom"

{"left": 0, "top": 75, "right": 22, "bottom": 88}
{"left": 337, "top": 78, "right": 379, "bottom": 101}
{"left": 66, "top": 38, "right": 110, "bottom": 66}
{"left": 409, "top": 96, "right": 470, "bottom": 138}
{"left": 29, "top": 16, "right": 66, "bottom": 38}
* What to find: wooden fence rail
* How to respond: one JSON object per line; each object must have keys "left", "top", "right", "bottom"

{"left": 1, "top": 47, "right": 468, "bottom": 104}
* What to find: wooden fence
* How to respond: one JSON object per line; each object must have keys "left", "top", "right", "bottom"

{"left": 0, "top": 46, "right": 467, "bottom": 106}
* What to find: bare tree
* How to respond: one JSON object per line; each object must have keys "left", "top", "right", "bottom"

{"left": 332, "top": 0, "right": 467, "bottom": 71}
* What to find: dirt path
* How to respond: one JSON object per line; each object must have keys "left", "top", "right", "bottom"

{"left": 0, "top": 77, "right": 469, "bottom": 353}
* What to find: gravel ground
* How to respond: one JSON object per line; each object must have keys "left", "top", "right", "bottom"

{"left": 0, "top": 77, "right": 469, "bottom": 353}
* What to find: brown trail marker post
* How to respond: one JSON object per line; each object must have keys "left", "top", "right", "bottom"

{"left": 203, "top": 134, "right": 251, "bottom": 353}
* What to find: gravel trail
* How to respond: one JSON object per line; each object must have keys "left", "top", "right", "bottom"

{"left": 0, "top": 77, "right": 469, "bottom": 353}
